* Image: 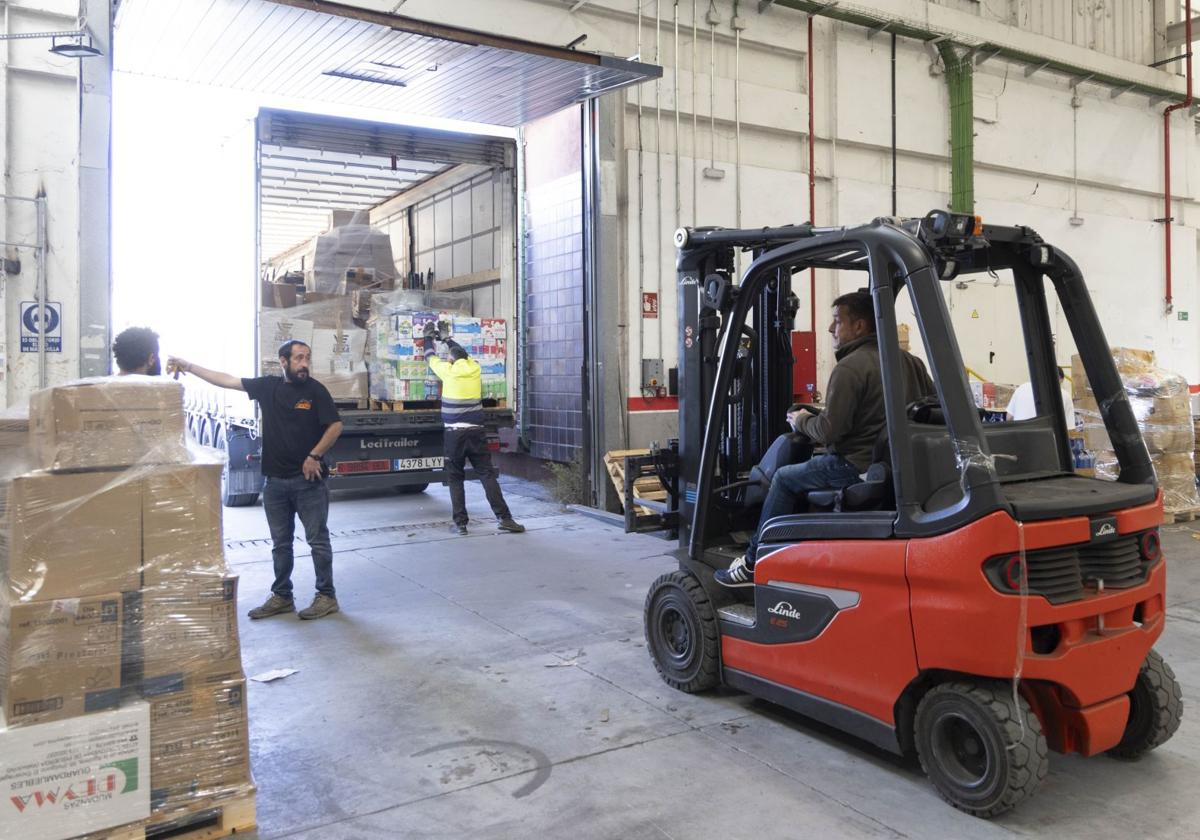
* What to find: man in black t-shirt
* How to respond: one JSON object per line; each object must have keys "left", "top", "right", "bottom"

{"left": 168, "top": 341, "right": 344, "bottom": 620}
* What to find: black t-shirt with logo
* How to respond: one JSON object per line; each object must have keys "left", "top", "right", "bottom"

{"left": 241, "top": 376, "right": 340, "bottom": 479}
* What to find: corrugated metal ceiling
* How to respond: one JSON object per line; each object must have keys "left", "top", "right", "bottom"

{"left": 258, "top": 143, "right": 451, "bottom": 260}
{"left": 115, "top": 0, "right": 660, "bottom": 127}
{"left": 256, "top": 108, "right": 514, "bottom": 259}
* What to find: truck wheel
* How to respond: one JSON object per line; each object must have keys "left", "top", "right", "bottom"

{"left": 395, "top": 483, "right": 429, "bottom": 495}
{"left": 1107, "top": 649, "right": 1183, "bottom": 760}
{"left": 644, "top": 571, "right": 720, "bottom": 693}
{"left": 914, "top": 681, "right": 1048, "bottom": 818}
{"left": 216, "top": 426, "right": 259, "bottom": 507}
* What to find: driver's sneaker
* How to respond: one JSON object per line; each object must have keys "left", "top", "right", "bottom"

{"left": 714, "top": 555, "right": 755, "bottom": 588}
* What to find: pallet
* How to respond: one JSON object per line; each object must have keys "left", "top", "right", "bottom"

{"left": 1164, "top": 507, "right": 1200, "bottom": 524}
{"left": 603, "top": 449, "right": 667, "bottom": 515}
{"left": 370, "top": 398, "right": 440, "bottom": 412}
{"left": 95, "top": 789, "right": 256, "bottom": 840}
{"left": 333, "top": 398, "right": 370, "bottom": 410}
{"left": 368, "top": 398, "right": 506, "bottom": 412}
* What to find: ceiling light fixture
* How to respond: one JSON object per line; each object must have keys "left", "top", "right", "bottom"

{"left": 0, "top": 29, "right": 103, "bottom": 58}
{"left": 49, "top": 32, "right": 102, "bottom": 58}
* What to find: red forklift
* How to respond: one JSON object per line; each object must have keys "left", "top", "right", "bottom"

{"left": 641, "top": 211, "right": 1183, "bottom": 817}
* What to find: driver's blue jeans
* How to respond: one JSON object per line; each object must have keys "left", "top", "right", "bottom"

{"left": 747, "top": 454, "right": 862, "bottom": 562}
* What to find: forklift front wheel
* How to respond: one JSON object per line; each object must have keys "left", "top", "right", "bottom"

{"left": 1107, "top": 649, "right": 1183, "bottom": 760}
{"left": 644, "top": 571, "right": 720, "bottom": 693}
{"left": 915, "top": 681, "right": 1048, "bottom": 818}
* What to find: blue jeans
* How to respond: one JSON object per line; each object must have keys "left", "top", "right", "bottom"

{"left": 748, "top": 454, "right": 862, "bottom": 561}
{"left": 262, "top": 476, "right": 335, "bottom": 599}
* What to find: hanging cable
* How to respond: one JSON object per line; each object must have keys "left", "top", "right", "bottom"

{"left": 674, "top": 1, "right": 681, "bottom": 232}
{"left": 708, "top": 1, "right": 717, "bottom": 170}
{"left": 636, "top": 0, "right": 645, "bottom": 371}
{"left": 692, "top": 0, "right": 698, "bottom": 224}
{"left": 654, "top": 0, "right": 663, "bottom": 359}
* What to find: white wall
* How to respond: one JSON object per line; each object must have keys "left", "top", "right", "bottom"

{"left": 1, "top": 0, "right": 85, "bottom": 407}
{"left": 376, "top": 0, "right": 1197, "bottom": 406}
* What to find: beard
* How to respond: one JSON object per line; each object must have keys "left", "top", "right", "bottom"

{"left": 286, "top": 367, "right": 310, "bottom": 383}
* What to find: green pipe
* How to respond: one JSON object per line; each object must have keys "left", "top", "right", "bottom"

{"left": 939, "top": 43, "right": 975, "bottom": 214}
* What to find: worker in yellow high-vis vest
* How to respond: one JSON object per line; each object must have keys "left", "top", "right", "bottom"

{"left": 423, "top": 321, "right": 525, "bottom": 536}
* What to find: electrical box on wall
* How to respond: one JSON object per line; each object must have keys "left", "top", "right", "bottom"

{"left": 642, "top": 358, "right": 664, "bottom": 392}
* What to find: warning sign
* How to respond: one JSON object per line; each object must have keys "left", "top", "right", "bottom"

{"left": 20, "top": 301, "right": 62, "bottom": 353}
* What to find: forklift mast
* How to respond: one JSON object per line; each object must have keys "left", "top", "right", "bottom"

{"left": 675, "top": 225, "right": 816, "bottom": 549}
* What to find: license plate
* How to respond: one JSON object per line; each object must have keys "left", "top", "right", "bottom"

{"left": 394, "top": 457, "right": 444, "bottom": 471}
{"left": 336, "top": 459, "right": 392, "bottom": 474}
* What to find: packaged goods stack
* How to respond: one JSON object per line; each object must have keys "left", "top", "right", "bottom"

{"left": 1072, "top": 348, "right": 1200, "bottom": 518}
{"left": 0, "top": 377, "right": 255, "bottom": 840}
{"left": 364, "top": 289, "right": 508, "bottom": 405}
{"left": 1194, "top": 415, "right": 1200, "bottom": 481}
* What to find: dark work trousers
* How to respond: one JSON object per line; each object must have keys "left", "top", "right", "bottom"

{"left": 444, "top": 426, "right": 511, "bottom": 527}
{"left": 262, "top": 475, "right": 335, "bottom": 599}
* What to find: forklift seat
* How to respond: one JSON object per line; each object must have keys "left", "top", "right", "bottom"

{"left": 806, "top": 432, "right": 894, "bottom": 513}
{"left": 743, "top": 433, "right": 813, "bottom": 508}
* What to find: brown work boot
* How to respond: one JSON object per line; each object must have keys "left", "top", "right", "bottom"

{"left": 497, "top": 518, "right": 525, "bottom": 534}
{"left": 248, "top": 594, "right": 295, "bottom": 620}
{"left": 298, "top": 593, "right": 340, "bottom": 620}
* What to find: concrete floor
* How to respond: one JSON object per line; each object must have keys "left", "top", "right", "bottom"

{"left": 220, "top": 480, "right": 1200, "bottom": 839}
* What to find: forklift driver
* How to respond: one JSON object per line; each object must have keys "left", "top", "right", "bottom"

{"left": 715, "top": 291, "right": 935, "bottom": 588}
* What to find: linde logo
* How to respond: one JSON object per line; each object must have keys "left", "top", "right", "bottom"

{"left": 767, "top": 601, "right": 803, "bottom": 621}
{"left": 360, "top": 437, "right": 419, "bottom": 450}
{"left": 1094, "top": 523, "right": 1116, "bottom": 537}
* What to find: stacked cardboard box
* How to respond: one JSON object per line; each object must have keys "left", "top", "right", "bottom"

{"left": 1071, "top": 348, "right": 1200, "bottom": 513}
{"left": 303, "top": 225, "right": 396, "bottom": 294}
{"left": 0, "top": 376, "right": 254, "bottom": 838}
{"left": 259, "top": 295, "right": 369, "bottom": 386}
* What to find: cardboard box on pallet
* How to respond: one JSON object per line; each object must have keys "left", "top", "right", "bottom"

{"left": 0, "top": 701, "right": 150, "bottom": 840}
{"left": 148, "top": 678, "right": 251, "bottom": 814}
{"left": 1, "top": 470, "right": 142, "bottom": 601}
{"left": 141, "top": 461, "right": 226, "bottom": 590}
{"left": 30, "top": 378, "right": 188, "bottom": 471}
{"left": 138, "top": 575, "right": 242, "bottom": 698}
{"left": 1, "top": 594, "right": 122, "bottom": 728}
{"left": 0, "top": 410, "right": 30, "bottom": 477}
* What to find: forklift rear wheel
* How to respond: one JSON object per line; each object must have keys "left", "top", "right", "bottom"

{"left": 395, "top": 484, "right": 429, "bottom": 495}
{"left": 1107, "top": 649, "right": 1183, "bottom": 760}
{"left": 644, "top": 571, "right": 719, "bottom": 693}
{"left": 915, "top": 681, "right": 1048, "bottom": 818}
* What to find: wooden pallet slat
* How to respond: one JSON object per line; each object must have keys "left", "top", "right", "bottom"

{"left": 603, "top": 448, "right": 669, "bottom": 515}
{"left": 1164, "top": 507, "right": 1200, "bottom": 524}
{"left": 93, "top": 789, "right": 257, "bottom": 840}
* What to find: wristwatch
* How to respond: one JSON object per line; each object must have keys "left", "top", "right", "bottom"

{"left": 307, "top": 453, "right": 321, "bottom": 461}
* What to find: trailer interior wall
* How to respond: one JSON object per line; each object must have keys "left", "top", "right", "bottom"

{"left": 1, "top": 0, "right": 89, "bottom": 407}
{"left": 360, "top": 0, "right": 1193, "bottom": 447}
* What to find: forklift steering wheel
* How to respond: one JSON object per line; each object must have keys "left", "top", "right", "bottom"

{"left": 789, "top": 403, "right": 822, "bottom": 416}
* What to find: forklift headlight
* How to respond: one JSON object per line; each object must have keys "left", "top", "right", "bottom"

{"left": 1002, "top": 555, "right": 1026, "bottom": 590}
{"left": 1139, "top": 529, "right": 1162, "bottom": 564}
{"left": 983, "top": 554, "right": 1027, "bottom": 594}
